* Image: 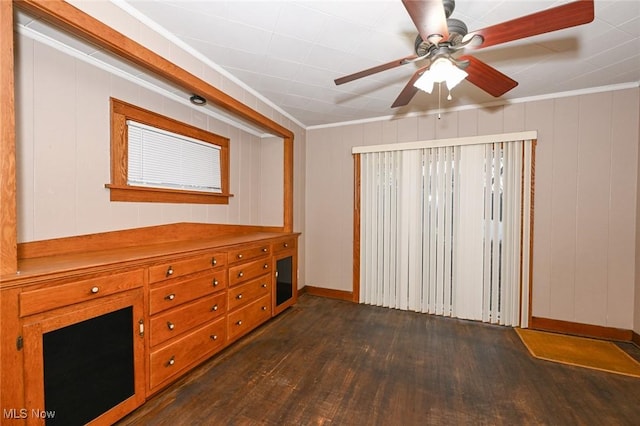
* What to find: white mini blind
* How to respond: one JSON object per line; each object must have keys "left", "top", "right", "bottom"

{"left": 127, "top": 120, "right": 222, "bottom": 193}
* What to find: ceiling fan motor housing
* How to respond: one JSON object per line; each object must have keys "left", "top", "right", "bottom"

{"left": 414, "top": 16, "right": 468, "bottom": 56}
{"left": 446, "top": 18, "right": 468, "bottom": 44}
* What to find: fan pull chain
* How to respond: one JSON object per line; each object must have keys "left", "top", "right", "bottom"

{"left": 438, "top": 82, "right": 441, "bottom": 120}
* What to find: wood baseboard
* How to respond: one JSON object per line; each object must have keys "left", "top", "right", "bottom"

{"left": 632, "top": 331, "right": 640, "bottom": 347}
{"left": 300, "top": 286, "right": 354, "bottom": 302}
{"left": 530, "top": 316, "right": 633, "bottom": 342}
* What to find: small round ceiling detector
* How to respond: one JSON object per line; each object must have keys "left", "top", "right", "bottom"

{"left": 190, "top": 94, "right": 206, "bottom": 106}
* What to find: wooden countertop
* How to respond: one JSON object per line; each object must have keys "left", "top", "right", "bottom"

{"left": 1, "top": 223, "right": 299, "bottom": 288}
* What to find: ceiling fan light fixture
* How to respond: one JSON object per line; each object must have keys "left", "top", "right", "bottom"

{"left": 414, "top": 57, "right": 468, "bottom": 94}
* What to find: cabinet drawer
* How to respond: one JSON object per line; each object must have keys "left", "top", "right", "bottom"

{"left": 149, "top": 271, "right": 227, "bottom": 315}
{"left": 228, "top": 258, "right": 271, "bottom": 287}
{"left": 149, "top": 252, "right": 227, "bottom": 284}
{"left": 272, "top": 237, "right": 296, "bottom": 254}
{"left": 227, "top": 294, "right": 272, "bottom": 341}
{"left": 20, "top": 269, "right": 143, "bottom": 317}
{"left": 149, "top": 292, "right": 227, "bottom": 347}
{"left": 227, "top": 244, "right": 270, "bottom": 265}
{"left": 228, "top": 275, "right": 271, "bottom": 311}
{"left": 149, "top": 317, "right": 226, "bottom": 391}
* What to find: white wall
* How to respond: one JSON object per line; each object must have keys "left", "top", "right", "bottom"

{"left": 306, "top": 88, "right": 639, "bottom": 331}
{"left": 15, "top": 33, "right": 265, "bottom": 241}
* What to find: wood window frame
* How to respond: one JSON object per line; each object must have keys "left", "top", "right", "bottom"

{"left": 107, "top": 98, "right": 232, "bottom": 204}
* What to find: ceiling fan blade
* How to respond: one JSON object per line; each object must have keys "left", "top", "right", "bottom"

{"left": 458, "top": 55, "right": 518, "bottom": 97}
{"left": 334, "top": 55, "right": 418, "bottom": 85}
{"left": 391, "top": 65, "right": 429, "bottom": 108}
{"left": 470, "top": 0, "right": 594, "bottom": 49}
{"left": 402, "top": 0, "right": 449, "bottom": 44}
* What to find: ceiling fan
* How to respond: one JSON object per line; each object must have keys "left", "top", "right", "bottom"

{"left": 334, "top": 0, "right": 595, "bottom": 107}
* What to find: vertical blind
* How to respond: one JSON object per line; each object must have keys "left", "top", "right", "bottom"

{"left": 356, "top": 132, "right": 535, "bottom": 327}
{"left": 127, "top": 120, "right": 222, "bottom": 193}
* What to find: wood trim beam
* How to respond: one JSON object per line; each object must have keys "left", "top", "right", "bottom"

{"left": 302, "top": 285, "right": 354, "bottom": 302}
{"left": 0, "top": 0, "right": 17, "bottom": 275}
{"left": 352, "top": 153, "right": 361, "bottom": 303}
{"left": 530, "top": 316, "right": 633, "bottom": 342}
{"left": 283, "top": 136, "right": 294, "bottom": 232}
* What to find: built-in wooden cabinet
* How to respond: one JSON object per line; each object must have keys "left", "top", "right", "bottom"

{"left": 0, "top": 224, "right": 299, "bottom": 425}
{"left": 227, "top": 243, "right": 273, "bottom": 343}
{"left": 272, "top": 236, "right": 298, "bottom": 316}
{"left": 147, "top": 251, "right": 228, "bottom": 394}
{"left": 19, "top": 271, "right": 146, "bottom": 426}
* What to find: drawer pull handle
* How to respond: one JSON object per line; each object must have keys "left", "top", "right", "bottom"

{"left": 261, "top": 283, "right": 267, "bottom": 288}
{"left": 237, "top": 294, "right": 243, "bottom": 300}
{"left": 212, "top": 279, "right": 219, "bottom": 287}
{"left": 166, "top": 266, "right": 174, "bottom": 277}
{"left": 236, "top": 320, "right": 242, "bottom": 326}
{"left": 165, "top": 293, "right": 176, "bottom": 301}
{"left": 167, "top": 321, "right": 175, "bottom": 330}
{"left": 211, "top": 257, "right": 217, "bottom": 266}
{"left": 238, "top": 271, "right": 244, "bottom": 278}
{"left": 263, "top": 264, "right": 269, "bottom": 269}
{"left": 284, "top": 243, "right": 289, "bottom": 248}
{"left": 210, "top": 335, "right": 218, "bottom": 341}
{"left": 90, "top": 286, "right": 99, "bottom": 294}
{"left": 167, "top": 356, "right": 175, "bottom": 366}
{"left": 237, "top": 254, "right": 243, "bottom": 259}
{"left": 211, "top": 304, "right": 219, "bottom": 311}
{"left": 262, "top": 247, "right": 268, "bottom": 252}
{"left": 262, "top": 306, "right": 268, "bottom": 311}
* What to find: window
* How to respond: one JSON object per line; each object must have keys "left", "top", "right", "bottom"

{"left": 107, "top": 98, "right": 230, "bottom": 204}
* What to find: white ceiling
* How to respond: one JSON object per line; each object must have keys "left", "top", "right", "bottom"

{"left": 116, "top": 0, "right": 639, "bottom": 128}
{"left": 18, "top": 1, "right": 640, "bottom": 129}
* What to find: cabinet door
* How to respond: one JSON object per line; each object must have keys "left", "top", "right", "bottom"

{"left": 22, "top": 289, "right": 145, "bottom": 426}
{"left": 273, "top": 251, "right": 297, "bottom": 316}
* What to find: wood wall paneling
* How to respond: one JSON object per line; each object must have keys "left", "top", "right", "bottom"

{"left": 608, "top": 90, "right": 639, "bottom": 328}
{"left": 548, "top": 97, "right": 579, "bottom": 322}
{"left": 575, "top": 92, "right": 612, "bottom": 326}
{"left": 524, "top": 99, "right": 555, "bottom": 319}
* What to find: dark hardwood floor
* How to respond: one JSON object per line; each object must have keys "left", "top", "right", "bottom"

{"left": 119, "top": 294, "right": 640, "bottom": 425}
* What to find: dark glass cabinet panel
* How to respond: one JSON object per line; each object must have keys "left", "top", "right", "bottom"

{"left": 275, "top": 256, "right": 294, "bottom": 308}
{"left": 43, "top": 307, "right": 135, "bottom": 426}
